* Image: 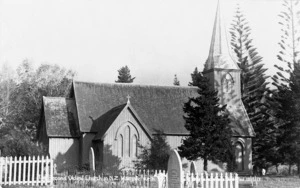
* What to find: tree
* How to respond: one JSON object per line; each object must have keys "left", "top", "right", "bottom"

{"left": 3, "top": 61, "right": 76, "bottom": 142}
{"left": 115, "top": 65, "right": 135, "bottom": 83}
{"left": 189, "top": 67, "right": 201, "bottom": 86}
{"left": 0, "top": 61, "right": 76, "bottom": 157}
{"left": 0, "top": 64, "right": 16, "bottom": 127}
{"left": 173, "top": 74, "right": 180, "bottom": 86}
{"left": 0, "top": 127, "right": 43, "bottom": 157}
{"left": 271, "top": 0, "right": 300, "bottom": 174}
{"left": 135, "top": 130, "right": 171, "bottom": 171}
{"left": 230, "top": 5, "right": 276, "bottom": 171}
{"left": 178, "top": 72, "right": 234, "bottom": 171}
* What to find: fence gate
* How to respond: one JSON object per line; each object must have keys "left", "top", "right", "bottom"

{"left": 0, "top": 156, "right": 53, "bottom": 186}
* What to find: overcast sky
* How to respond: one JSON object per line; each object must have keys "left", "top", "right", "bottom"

{"left": 0, "top": 0, "right": 287, "bottom": 86}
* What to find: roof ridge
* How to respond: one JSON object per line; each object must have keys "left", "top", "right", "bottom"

{"left": 73, "top": 80, "right": 198, "bottom": 90}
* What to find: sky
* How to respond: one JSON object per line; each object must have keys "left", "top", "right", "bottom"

{"left": 0, "top": 0, "right": 288, "bottom": 86}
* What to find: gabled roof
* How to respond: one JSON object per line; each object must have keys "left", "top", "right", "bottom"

{"left": 43, "top": 97, "right": 80, "bottom": 137}
{"left": 92, "top": 103, "right": 152, "bottom": 141}
{"left": 73, "top": 81, "right": 198, "bottom": 135}
{"left": 204, "top": 0, "right": 239, "bottom": 71}
{"left": 90, "top": 104, "right": 127, "bottom": 135}
{"left": 72, "top": 81, "right": 254, "bottom": 137}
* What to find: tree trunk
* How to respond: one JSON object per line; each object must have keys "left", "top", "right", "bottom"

{"left": 204, "top": 157, "right": 208, "bottom": 171}
{"left": 289, "top": 163, "right": 292, "bottom": 175}
{"left": 276, "top": 165, "right": 279, "bottom": 174}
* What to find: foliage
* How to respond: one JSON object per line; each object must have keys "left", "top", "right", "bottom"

{"left": 0, "top": 128, "right": 44, "bottom": 157}
{"left": 0, "top": 64, "right": 16, "bottom": 127}
{"left": 178, "top": 71, "right": 234, "bottom": 171}
{"left": 135, "top": 130, "right": 171, "bottom": 171}
{"left": 270, "top": 0, "right": 300, "bottom": 174}
{"left": 0, "top": 60, "right": 76, "bottom": 156}
{"left": 230, "top": 5, "right": 276, "bottom": 171}
{"left": 173, "top": 74, "right": 180, "bottom": 86}
{"left": 115, "top": 65, "right": 135, "bottom": 83}
{"left": 189, "top": 67, "right": 201, "bottom": 87}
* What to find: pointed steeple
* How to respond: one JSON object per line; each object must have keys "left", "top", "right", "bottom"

{"left": 204, "top": 0, "right": 239, "bottom": 71}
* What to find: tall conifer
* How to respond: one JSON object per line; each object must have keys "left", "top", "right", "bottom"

{"left": 230, "top": 5, "right": 275, "bottom": 171}
{"left": 179, "top": 71, "right": 234, "bottom": 171}
{"left": 271, "top": 0, "right": 300, "bottom": 174}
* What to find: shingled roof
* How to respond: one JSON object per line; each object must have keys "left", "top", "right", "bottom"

{"left": 72, "top": 81, "right": 254, "bottom": 137}
{"left": 43, "top": 97, "right": 80, "bottom": 137}
{"left": 73, "top": 81, "right": 197, "bottom": 135}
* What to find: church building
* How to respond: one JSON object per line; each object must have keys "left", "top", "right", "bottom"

{"left": 38, "top": 1, "right": 255, "bottom": 175}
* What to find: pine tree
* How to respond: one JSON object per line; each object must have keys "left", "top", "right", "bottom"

{"left": 134, "top": 130, "right": 171, "bottom": 171}
{"left": 115, "top": 65, "right": 135, "bottom": 83}
{"left": 178, "top": 72, "right": 234, "bottom": 171}
{"left": 230, "top": 5, "right": 275, "bottom": 171}
{"left": 189, "top": 67, "right": 201, "bottom": 87}
{"left": 271, "top": 0, "right": 300, "bottom": 174}
{"left": 173, "top": 74, "right": 180, "bottom": 86}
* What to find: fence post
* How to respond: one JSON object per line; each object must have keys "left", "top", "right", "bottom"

{"left": 36, "top": 155, "right": 41, "bottom": 185}
{"left": 46, "top": 157, "right": 49, "bottom": 185}
{"left": 18, "top": 156, "right": 21, "bottom": 185}
{"left": 4, "top": 157, "right": 7, "bottom": 185}
{"left": 32, "top": 156, "right": 36, "bottom": 186}
{"left": 220, "top": 173, "right": 223, "bottom": 188}
{"left": 225, "top": 173, "right": 228, "bottom": 188}
{"left": 215, "top": 173, "right": 219, "bottom": 188}
{"left": 50, "top": 157, "right": 53, "bottom": 186}
{"left": 234, "top": 173, "right": 238, "bottom": 188}
{"left": 22, "top": 156, "right": 25, "bottom": 185}
{"left": 28, "top": 156, "right": 32, "bottom": 185}
{"left": 13, "top": 156, "right": 17, "bottom": 185}
{"left": 41, "top": 156, "right": 44, "bottom": 185}
{"left": 8, "top": 156, "right": 12, "bottom": 186}
{"left": 210, "top": 173, "right": 214, "bottom": 188}
{"left": 229, "top": 173, "right": 233, "bottom": 188}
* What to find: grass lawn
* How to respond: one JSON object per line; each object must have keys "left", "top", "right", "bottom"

{"left": 253, "top": 177, "right": 300, "bottom": 188}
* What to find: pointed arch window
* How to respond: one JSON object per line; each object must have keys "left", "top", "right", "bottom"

{"left": 235, "top": 141, "right": 244, "bottom": 171}
{"left": 115, "top": 122, "right": 140, "bottom": 159}
{"left": 118, "top": 134, "right": 123, "bottom": 157}
{"left": 125, "top": 126, "right": 130, "bottom": 157}
{"left": 132, "top": 134, "right": 138, "bottom": 157}
{"left": 223, "top": 73, "right": 234, "bottom": 93}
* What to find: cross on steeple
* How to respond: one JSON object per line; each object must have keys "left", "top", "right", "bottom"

{"left": 127, "top": 95, "right": 131, "bottom": 104}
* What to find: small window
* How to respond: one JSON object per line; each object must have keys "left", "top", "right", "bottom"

{"left": 223, "top": 73, "right": 234, "bottom": 93}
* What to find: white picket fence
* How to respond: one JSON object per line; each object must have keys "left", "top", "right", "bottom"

{"left": 56, "top": 170, "right": 238, "bottom": 188}
{"left": 183, "top": 172, "right": 239, "bottom": 188}
{"left": 0, "top": 156, "right": 53, "bottom": 186}
{"left": 128, "top": 170, "right": 239, "bottom": 188}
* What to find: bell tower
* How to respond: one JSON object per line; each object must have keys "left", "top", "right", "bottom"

{"left": 202, "top": 0, "right": 255, "bottom": 175}
{"left": 203, "top": 0, "right": 241, "bottom": 107}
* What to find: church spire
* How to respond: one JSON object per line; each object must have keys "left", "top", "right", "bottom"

{"left": 204, "top": 0, "right": 239, "bottom": 71}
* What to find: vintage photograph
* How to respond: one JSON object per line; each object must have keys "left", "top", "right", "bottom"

{"left": 0, "top": 0, "right": 299, "bottom": 187}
